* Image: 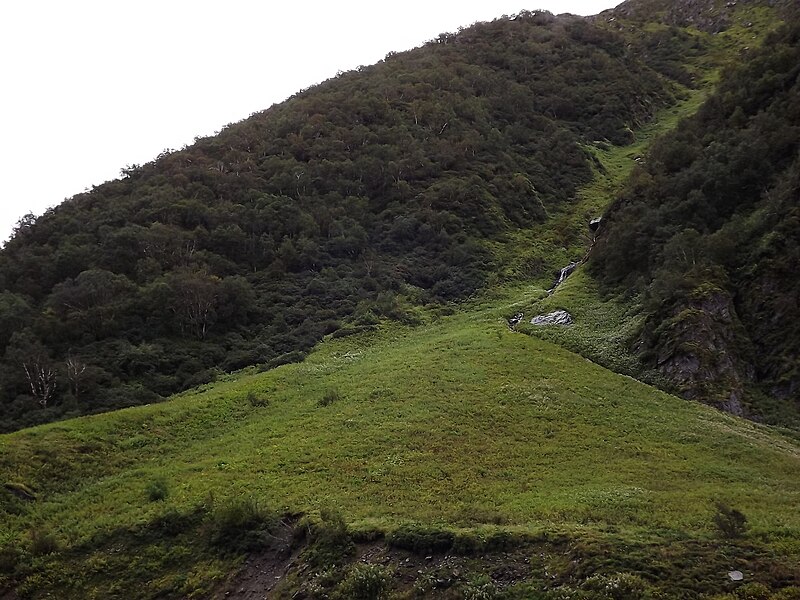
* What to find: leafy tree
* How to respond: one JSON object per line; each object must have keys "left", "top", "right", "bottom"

{"left": 166, "top": 268, "right": 221, "bottom": 340}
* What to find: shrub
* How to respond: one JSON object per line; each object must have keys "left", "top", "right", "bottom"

{"left": 581, "top": 572, "right": 655, "bottom": 599}
{"left": 0, "top": 546, "right": 20, "bottom": 574}
{"left": 264, "top": 350, "right": 307, "bottom": 370}
{"left": 29, "top": 527, "right": 59, "bottom": 556}
{"left": 146, "top": 477, "right": 169, "bottom": 502}
{"left": 318, "top": 388, "right": 341, "bottom": 407}
{"left": 207, "top": 497, "right": 276, "bottom": 552}
{"left": 713, "top": 501, "right": 748, "bottom": 539}
{"left": 299, "top": 509, "right": 355, "bottom": 567}
{"left": 335, "top": 563, "right": 391, "bottom": 599}
{"left": 245, "top": 390, "right": 269, "bottom": 408}
{"left": 462, "top": 575, "right": 498, "bottom": 600}
{"left": 735, "top": 583, "right": 771, "bottom": 600}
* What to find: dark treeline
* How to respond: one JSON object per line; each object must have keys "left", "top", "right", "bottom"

{"left": 0, "top": 11, "right": 688, "bottom": 431}
{"left": 592, "top": 20, "right": 800, "bottom": 420}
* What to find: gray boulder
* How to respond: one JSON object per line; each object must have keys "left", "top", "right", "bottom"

{"left": 531, "top": 310, "right": 573, "bottom": 326}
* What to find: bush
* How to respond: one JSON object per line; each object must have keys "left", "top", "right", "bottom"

{"left": 299, "top": 509, "right": 355, "bottom": 567}
{"left": 462, "top": 575, "right": 498, "bottom": 600}
{"left": 264, "top": 350, "right": 307, "bottom": 370}
{"left": 29, "top": 527, "right": 59, "bottom": 556}
{"left": 735, "top": 583, "right": 771, "bottom": 600}
{"left": 581, "top": 572, "right": 655, "bottom": 599}
{"left": 207, "top": 497, "right": 277, "bottom": 552}
{"left": 154, "top": 506, "right": 200, "bottom": 536}
{"left": 245, "top": 390, "right": 269, "bottom": 408}
{"left": 335, "top": 563, "right": 391, "bottom": 599}
{"left": 318, "top": 388, "right": 341, "bottom": 407}
{"left": 0, "top": 546, "right": 20, "bottom": 574}
{"left": 713, "top": 501, "right": 748, "bottom": 539}
{"left": 146, "top": 477, "right": 169, "bottom": 502}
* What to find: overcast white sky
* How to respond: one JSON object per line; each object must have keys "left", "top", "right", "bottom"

{"left": 0, "top": 0, "right": 618, "bottom": 244}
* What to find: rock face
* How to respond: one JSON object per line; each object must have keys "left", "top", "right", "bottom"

{"left": 648, "top": 286, "right": 753, "bottom": 416}
{"left": 508, "top": 313, "right": 524, "bottom": 328}
{"left": 531, "top": 310, "right": 573, "bottom": 326}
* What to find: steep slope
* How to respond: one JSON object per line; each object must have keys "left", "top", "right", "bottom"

{"left": 607, "top": 0, "right": 796, "bottom": 32}
{"left": 1, "top": 299, "right": 799, "bottom": 598}
{"left": 591, "top": 18, "right": 800, "bottom": 424}
{"left": 0, "top": 6, "right": 741, "bottom": 432}
{"left": 2, "top": 3, "right": 799, "bottom": 596}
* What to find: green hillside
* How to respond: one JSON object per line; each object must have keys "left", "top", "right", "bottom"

{"left": 2, "top": 296, "right": 799, "bottom": 598}
{"left": 2, "top": 1, "right": 800, "bottom": 598}
{"left": 591, "top": 18, "right": 800, "bottom": 424}
{"left": 1, "top": 0, "right": 780, "bottom": 432}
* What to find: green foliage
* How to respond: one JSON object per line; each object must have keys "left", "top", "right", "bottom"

{"left": 388, "top": 524, "right": 455, "bottom": 554}
{"left": 145, "top": 477, "right": 169, "bottom": 502}
{"left": 318, "top": 387, "right": 341, "bottom": 407}
{"left": 28, "top": 526, "right": 59, "bottom": 556}
{"left": 0, "top": 8, "right": 795, "bottom": 598}
{"left": 208, "top": 497, "right": 278, "bottom": 552}
{"left": 461, "top": 574, "right": 499, "bottom": 600}
{"left": 299, "top": 509, "right": 355, "bottom": 568}
{"left": 335, "top": 563, "right": 392, "bottom": 600}
{"left": 713, "top": 501, "right": 748, "bottom": 539}
{"left": 735, "top": 583, "right": 772, "bottom": 600}
{"left": 0, "top": 545, "right": 20, "bottom": 574}
{"left": 245, "top": 390, "right": 269, "bottom": 408}
{"left": 581, "top": 573, "right": 655, "bottom": 599}
{"left": 591, "top": 20, "right": 800, "bottom": 422}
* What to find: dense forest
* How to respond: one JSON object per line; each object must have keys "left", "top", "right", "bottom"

{"left": 591, "top": 19, "right": 800, "bottom": 421}
{"left": 0, "top": 10, "right": 694, "bottom": 431}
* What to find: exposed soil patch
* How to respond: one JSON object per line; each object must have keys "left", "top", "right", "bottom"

{"left": 212, "top": 522, "right": 298, "bottom": 600}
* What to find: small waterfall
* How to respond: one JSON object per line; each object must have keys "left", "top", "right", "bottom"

{"left": 547, "top": 261, "right": 578, "bottom": 294}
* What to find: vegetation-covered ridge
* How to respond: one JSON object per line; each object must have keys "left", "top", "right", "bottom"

{"left": 591, "top": 17, "right": 800, "bottom": 425}
{"left": 0, "top": 8, "right": 707, "bottom": 432}
{"left": 1, "top": 297, "right": 799, "bottom": 598}
{"left": 2, "top": 4, "right": 800, "bottom": 596}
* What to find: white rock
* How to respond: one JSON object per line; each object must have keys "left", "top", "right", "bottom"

{"left": 531, "top": 310, "right": 573, "bottom": 326}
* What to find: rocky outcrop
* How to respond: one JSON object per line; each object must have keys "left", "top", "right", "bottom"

{"left": 648, "top": 285, "right": 753, "bottom": 416}
{"left": 508, "top": 313, "right": 524, "bottom": 328}
{"left": 531, "top": 310, "right": 573, "bottom": 326}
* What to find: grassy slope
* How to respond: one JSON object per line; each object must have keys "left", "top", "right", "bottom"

{"left": 2, "top": 296, "right": 800, "bottom": 596}
{"left": 494, "top": 84, "right": 711, "bottom": 386}
{"left": 2, "top": 10, "right": 797, "bottom": 598}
